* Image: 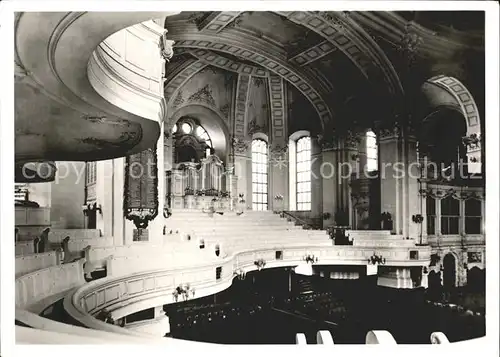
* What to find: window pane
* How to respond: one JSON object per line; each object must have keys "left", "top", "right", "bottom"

{"left": 252, "top": 139, "right": 268, "bottom": 210}
{"left": 295, "top": 136, "right": 311, "bottom": 210}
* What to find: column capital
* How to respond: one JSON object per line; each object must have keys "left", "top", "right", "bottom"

{"left": 269, "top": 143, "right": 288, "bottom": 156}
{"left": 318, "top": 129, "right": 362, "bottom": 151}
{"left": 374, "top": 121, "right": 417, "bottom": 141}
{"left": 231, "top": 136, "right": 250, "bottom": 155}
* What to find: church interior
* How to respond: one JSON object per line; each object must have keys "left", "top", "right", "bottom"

{"left": 11, "top": 10, "right": 488, "bottom": 345}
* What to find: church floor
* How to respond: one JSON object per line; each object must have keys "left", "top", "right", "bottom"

{"left": 165, "top": 268, "right": 485, "bottom": 344}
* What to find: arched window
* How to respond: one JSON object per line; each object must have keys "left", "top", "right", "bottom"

{"left": 296, "top": 136, "right": 311, "bottom": 210}
{"left": 441, "top": 196, "right": 460, "bottom": 235}
{"left": 252, "top": 139, "right": 268, "bottom": 211}
{"left": 195, "top": 125, "right": 212, "bottom": 148}
{"left": 366, "top": 130, "right": 378, "bottom": 172}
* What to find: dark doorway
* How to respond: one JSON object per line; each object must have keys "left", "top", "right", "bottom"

{"left": 443, "top": 254, "right": 457, "bottom": 289}
{"left": 87, "top": 210, "right": 96, "bottom": 229}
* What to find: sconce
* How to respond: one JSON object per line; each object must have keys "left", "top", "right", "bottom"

{"left": 254, "top": 258, "right": 266, "bottom": 271}
{"left": 412, "top": 214, "right": 424, "bottom": 224}
{"left": 368, "top": 253, "right": 386, "bottom": 265}
{"left": 172, "top": 283, "right": 195, "bottom": 302}
{"left": 82, "top": 204, "right": 90, "bottom": 216}
{"left": 303, "top": 254, "right": 318, "bottom": 264}
{"left": 234, "top": 269, "right": 246, "bottom": 280}
{"left": 163, "top": 207, "right": 172, "bottom": 218}
{"left": 82, "top": 203, "right": 101, "bottom": 215}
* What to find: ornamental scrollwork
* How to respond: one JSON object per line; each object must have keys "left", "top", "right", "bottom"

{"left": 419, "top": 187, "right": 484, "bottom": 201}
{"left": 232, "top": 137, "right": 250, "bottom": 155}
{"left": 462, "top": 133, "right": 481, "bottom": 150}
{"left": 270, "top": 143, "right": 288, "bottom": 156}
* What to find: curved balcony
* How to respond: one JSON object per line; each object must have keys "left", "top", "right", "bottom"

{"left": 15, "top": 12, "right": 177, "bottom": 162}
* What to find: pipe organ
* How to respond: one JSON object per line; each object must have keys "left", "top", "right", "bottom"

{"left": 167, "top": 155, "right": 231, "bottom": 210}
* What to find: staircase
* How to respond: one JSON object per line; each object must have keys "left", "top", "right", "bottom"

{"left": 165, "top": 209, "right": 331, "bottom": 254}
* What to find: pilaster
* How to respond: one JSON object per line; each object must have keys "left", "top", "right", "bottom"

{"left": 319, "top": 130, "right": 361, "bottom": 227}
{"left": 377, "top": 122, "right": 419, "bottom": 239}
{"left": 269, "top": 144, "right": 289, "bottom": 211}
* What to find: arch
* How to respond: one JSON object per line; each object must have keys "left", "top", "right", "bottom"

{"left": 289, "top": 130, "right": 310, "bottom": 142}
{"left": 467, "top": 266, "right": 485, "bottom": 292}
{"left": 179, "top": 48, "right": 269, "bottom": 78}
{"left": 165, "top": 59, "right": 207, "bottom": 103}
{"left": 275, "top": 11, "right": 404, "bottom": 97}
{"left": 422, "top": 76, "right": 482, "bottom": 173}
{"left": 252, "top": 132, "right": 269, "bottom": 142}
{"left": 168, "top": 104, "right": 230, "bottom": 160}
{"left": 443, "top": 253, "right": 457, "bottom": 289}
{"left": 169, "top": 34, "right": 334, "bottom": 128}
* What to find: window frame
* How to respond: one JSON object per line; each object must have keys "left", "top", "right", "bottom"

{"left": 251, "top": 139, "right": 269, "bottom": 211}
{"left": 296, "top": 136, "right": 311, "bottom": 211}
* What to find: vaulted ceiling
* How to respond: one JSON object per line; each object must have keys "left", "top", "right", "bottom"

{"left": 163, "top": 11, "right": 485, "bottom": 131}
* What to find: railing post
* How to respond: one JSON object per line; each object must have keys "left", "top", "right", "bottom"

{"left": 316, "top": 330, "right": 334, "bottom": 344}
{"left": 295, "top": 333, "right": 307, "bottom": 345}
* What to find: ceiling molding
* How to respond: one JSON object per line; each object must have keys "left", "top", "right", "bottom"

{"left": 234, "top": 74, "right": 251, "bottom": 138}
{"left": 198, "top": 11, "right": 241, "bottom": 33}
{"left": 268, "top": 75, "right": 287, "bottom": 144}
{"left": 177, "top": 47, "right": 269, "bottom": 77}
{"left": 288, "top": 40, "right": 337, "bottom": 67}
{"left": 427, "top": 76, "right": 481, "bottom": 134}
{"left": 169, "top": 33, "right": 333, "bottom": 128}
{"left": 277, "top": 11, "right": 403, "bottom": 97}
{"left": 164, "top": 60, "right": 208, "bottom": 103}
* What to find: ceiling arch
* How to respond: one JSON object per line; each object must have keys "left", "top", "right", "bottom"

{"left": 168, "top": 104, "right": 230, "bottom": 159}
{"left": 164, "top": 59, "right": 208, "bottom": 103}
{"left": 275, "top": 11, "right": 404, "bottom": 97}
{"left": 176, "top": 48, "right": 269, "bottom": 77}
{"left": 168, "top": 32, "right": 334, "bottom": 128}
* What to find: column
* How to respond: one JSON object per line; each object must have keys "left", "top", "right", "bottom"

{"left": 320, "top": 131, "right": 360, "bottom": 227}
{"left": 321, "top": 141, "right": 336, "bottom": 227}
{"left": 269, "top": 144, "right": 288, "bottom": 212}
{"left": 231, "top": 137, "right": 251, "bottom": 209}
{"left": 310, "top": 137, "right": 323, "bottom": 220}
{"left": 377, "top": 122, "right": 419, "bottom": 239}
{"left": 418, "top": 178, "right": 428, "bottom": 245}
{"left": 268, "top": 75, "right": 288, "bottom": 212}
